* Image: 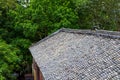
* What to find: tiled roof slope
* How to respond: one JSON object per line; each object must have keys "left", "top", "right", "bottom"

{"left": 29, "top": 28, "right": 120, "bottom": 80}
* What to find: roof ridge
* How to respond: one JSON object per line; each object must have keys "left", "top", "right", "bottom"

{"left": 29, "top": 28, "right": 120, "bottom": 48}
{"left": 61, "top": 28, "right": 120, "bottom": 36}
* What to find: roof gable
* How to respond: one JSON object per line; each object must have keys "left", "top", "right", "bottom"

{"left": 29, "top": 28, "right": 120, "bottom": 80}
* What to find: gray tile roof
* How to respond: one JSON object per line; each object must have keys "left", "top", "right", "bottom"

{"left": 29, "top": 28, "right": 120, "bottom": 80}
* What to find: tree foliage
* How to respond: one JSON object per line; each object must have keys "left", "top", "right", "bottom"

{"left": 75, "top": 0, "right": 120, "bottom": 30}
{"left": 0, "top": 39, "right": 20, "bottom": 79}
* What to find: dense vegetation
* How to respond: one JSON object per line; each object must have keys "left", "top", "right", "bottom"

{"left": 0, "top": 0, "right": 120, "bottom": 79}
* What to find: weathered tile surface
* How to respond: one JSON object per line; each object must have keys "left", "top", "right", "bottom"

{"left": 29, "top": 29, "right": 120, "bottom": 80}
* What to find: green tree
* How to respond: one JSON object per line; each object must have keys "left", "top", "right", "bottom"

{"left": 0, "top": 0, "right": 32, "bottom": 79}
{"left": 75, "top": 0, "right": 120, "bottom": 30}
{"left": 0, "top": 39, "right": 19, "bottom": 79}
{"left": 29, "top": 0, "right": 79, "bottom": 36}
